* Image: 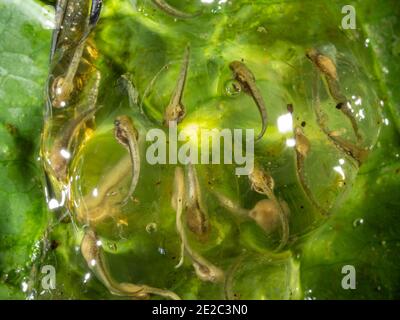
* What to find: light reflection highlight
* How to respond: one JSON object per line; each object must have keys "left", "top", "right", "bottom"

{"left": 333, "top": 166, "right": 346, "bottom": 180}
{"left": 92, "top": 188, "right": 99, "bottom": 197}
{"left": 47, "top": 188, "right": 68, "bottom": 210}
{"left": 286, "top": 138, "right": 296, "bottom": 147}
{"left": 21, "top": 281, "right": 28, "bottom": 293}
{"left": 277, "top": 113, "right": 293, "bottom": 133}
{"left": 83, "top": 272, "right": 91, "bottom": 284}
{"left": 357, "top": 109, "right": 365, "bottom": 120}
{"left": 60, "top": 149, "right": 71, "bottom": 159}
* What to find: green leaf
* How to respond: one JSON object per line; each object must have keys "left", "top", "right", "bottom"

{"left": 0, "top": 0, "right": 51, "bottom": 299}
{"left": 1, "top": 0, "right": 400, "bottom": 300}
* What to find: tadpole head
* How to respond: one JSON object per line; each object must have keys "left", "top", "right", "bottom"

{"left": 229, "top": 60, "right": 241, "bottom": 71}
{"left": 305, "top": 48, "right": 318, "bottom": 61}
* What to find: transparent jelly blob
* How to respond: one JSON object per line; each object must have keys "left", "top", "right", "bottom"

{"left": 39, "top": 0, "right": 385, "bottom": 299}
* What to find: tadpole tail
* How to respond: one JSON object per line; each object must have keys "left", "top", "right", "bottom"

{"left": 50, "top": 0, "right": 68, "bottom": 61}
{"left": 327, "top": 133, "right": 368, "bottom": 165}
{"left": 295, "top": 152, "right": 330, "bottom": 216}
{"left": 137, "top": 286, "right": 182, "bottom": 301}
{"left": 251, "top": 87, "right": 268, "bottom": 142}
{"left": 73, "top": 0, "right": 103, "bottom": 50}
{"left": 51, "top": 0, "right": 102, "bottom": 62}
{"left": 311, "top": 69, "right": 361, "bottom": 168}
{"left": 273, "top": 198, "right": 290, "bottom": 252}
{"left": 82, "top": 229, "right": 181, "bottom": 300}
{"left": 326, "top": 78, "right": 362, "bottom": 142}
{"left": 328, "top": 135, "right": 362, "bottom": 167}
{"left": 213, "top": 192, "right": 249, "bottom": 219}
{"left": 224, "top": 254, "right": 246, "bottom": 300}
{"left": 120, "top": 136, "right": 140, "bottom": 206}
{"left": 255, "top": 102, "right": 268, "bottom": 141}
{"left": 152, "top": 0, "right": 202, "bottom": 19}
{"left": 141, "top": 63, "right": 171, "bottom": 116}
{"left": 338, "top": 101, "right": 363, "bottom": 142}
{"left": 89, "top": 0, "right": 103, "bottom": 27}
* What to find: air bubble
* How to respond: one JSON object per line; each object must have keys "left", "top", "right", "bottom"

{"left": 146, "top": 222, "right": 158, "bottom": 234}
{"left": 225, "top": 79, "right": 242, "bottom": 97}
{"left": 353, "top": 218, "right": 364, "bottom": 228}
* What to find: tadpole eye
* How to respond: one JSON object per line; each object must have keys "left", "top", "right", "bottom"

{"left": 114, "top": 119, "right": 120, "bottom": 126}
{"left": 336, "top": 103, "right": 343, "bottom": 110}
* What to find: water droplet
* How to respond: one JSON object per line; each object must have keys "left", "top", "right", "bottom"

{"left": 353, "top": 218, "right": 364, "bottom": 227}
{"left": 225, "top": 79, "right": 242, "bottom": 97}
{"left": 83, "top": 272, "right": 91, "bottom": 284}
